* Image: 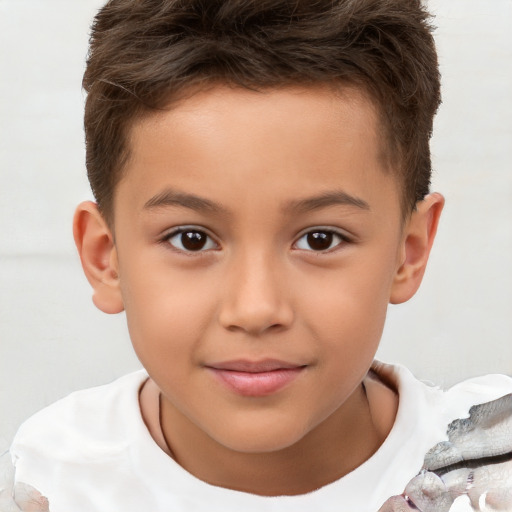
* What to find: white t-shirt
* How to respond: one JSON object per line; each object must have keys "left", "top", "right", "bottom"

{"left": 10, "top": 363, "right": 512, "bottom": 512}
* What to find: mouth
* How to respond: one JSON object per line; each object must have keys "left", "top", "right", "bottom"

{"left": 206, "top": 359, "right": 307, "bottom": 397}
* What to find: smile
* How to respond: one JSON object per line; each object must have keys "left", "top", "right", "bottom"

{"left": 206, "top": 360, "right": 307, "bottom": 397}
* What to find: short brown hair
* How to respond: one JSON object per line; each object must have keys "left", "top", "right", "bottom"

{"left": 83, "top": 0, "right": 440, "bottom": 222}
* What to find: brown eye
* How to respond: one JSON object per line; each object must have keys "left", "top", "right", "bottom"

{"left": 307, "top": 232, "right": 333, "bottom": 251}
{"left": 295, "top": 230, "right": 345, "bottom": 252}
{"left": 167, "top": 229, "right": 217, "bottom": 252}
{"left": 181, "top": 231, "right": 207, "bottom": 251}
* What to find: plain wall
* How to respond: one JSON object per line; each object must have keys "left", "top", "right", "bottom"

{"left": 1, "top": 0, "right": 511, "bottom": 454}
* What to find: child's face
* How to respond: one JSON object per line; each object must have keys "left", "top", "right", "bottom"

{"left": 90, "top": 85, "right": 435, "bottom": 454}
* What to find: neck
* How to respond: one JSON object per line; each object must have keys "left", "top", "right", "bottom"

{"left": 158, "top": 381, "right": 396, "bottom": 496}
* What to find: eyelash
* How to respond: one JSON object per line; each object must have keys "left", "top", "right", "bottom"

{"left": 161, "top": 227, "right": 351, "bottom": 254}
{"left": 162, "top": 227, "right": 219, "bottom": 254}
{"left": 293, "top": 228, "right": 350, "bottom": 253}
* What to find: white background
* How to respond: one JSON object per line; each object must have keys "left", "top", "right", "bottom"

{"left": 0, "top": 0, "right": 511, "bottom": 454}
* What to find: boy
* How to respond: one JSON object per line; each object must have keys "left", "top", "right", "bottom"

{"left": 8, "top": 0, "right": 512, "bottom": 511}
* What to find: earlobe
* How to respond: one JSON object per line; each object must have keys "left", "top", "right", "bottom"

{"left": 73, "top": 201, "right": 124, "bottom": 314}
{"left": 390, "top": 193, "right": 444, "bottom": 305}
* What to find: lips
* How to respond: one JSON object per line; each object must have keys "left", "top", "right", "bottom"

{"left": 206, "top": 359, "right": 306, "bottom": 397}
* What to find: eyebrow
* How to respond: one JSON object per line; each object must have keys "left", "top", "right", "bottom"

{"left": 143, "top": 188, "right": 370, "bottom": 215}
{"left": 284, "top": 190, "right": 370, "bottom": 214}
{"left": 143, "top": 189, "right": 226, "bottom": 214}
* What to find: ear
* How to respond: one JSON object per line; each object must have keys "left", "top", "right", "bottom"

{"left": 390, "top": 193, "right": 444, "bottom": 304}
{"left": 73, "top": 201, "right": 124, "bottom": 314}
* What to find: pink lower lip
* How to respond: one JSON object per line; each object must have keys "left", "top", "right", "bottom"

{"left": 209, "top": 367, "right": 305, "bottom": 397}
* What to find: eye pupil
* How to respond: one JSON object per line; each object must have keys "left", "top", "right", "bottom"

{"left": 181, "top": 231, "right": 207, "bottom": 251}
{"left": 307, "top": 232, "right": 333, "bottom": 251}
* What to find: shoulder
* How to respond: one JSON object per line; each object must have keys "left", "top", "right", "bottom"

{"left": 371, "top": 361, "right": 512, "bottom": 470}
{"left": 11, "top": 370, "right": 148, "bottom": 463}
{"left": 373, "top": 360, "right": 512, "bottom": 420}
{"left": 445, "top": 372, "right": 512, "bottom": 403}
{"left": 375, "top": 364, "right": 512, "bottom": 512}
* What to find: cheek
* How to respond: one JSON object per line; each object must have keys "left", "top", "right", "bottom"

{"left": 296, "top": 254, "right": 396, "bottom": 360}
{"left": 311, "top": 291, "right": 386, "bottom": 365}
{"left": 120, "top": 264, "right": 221, "bottom": 363}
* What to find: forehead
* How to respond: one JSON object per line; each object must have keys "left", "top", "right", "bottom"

{"left": 115, "top": 84, "right": 400, "bottom": 220}
{"left": 130, "top": 84, "right": 384, "bottom": 156}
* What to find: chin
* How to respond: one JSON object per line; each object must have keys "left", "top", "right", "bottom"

{"left": 212, "top": 421, "right": 309, "bottom": 454}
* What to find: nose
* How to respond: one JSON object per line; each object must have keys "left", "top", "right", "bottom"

{"left": 218, "top": 252, "right": 294, "bottom": 336}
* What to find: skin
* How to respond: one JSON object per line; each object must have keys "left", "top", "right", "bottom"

{"left": 74, "top": 85, "right": 443, "bottom": 496}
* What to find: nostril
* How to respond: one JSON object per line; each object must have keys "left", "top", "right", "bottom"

{"left": 220, "top": 310, "right": 292, "bottom": 336}
{"left": 217, "top": 269, "right": 294, "bottom": 334}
